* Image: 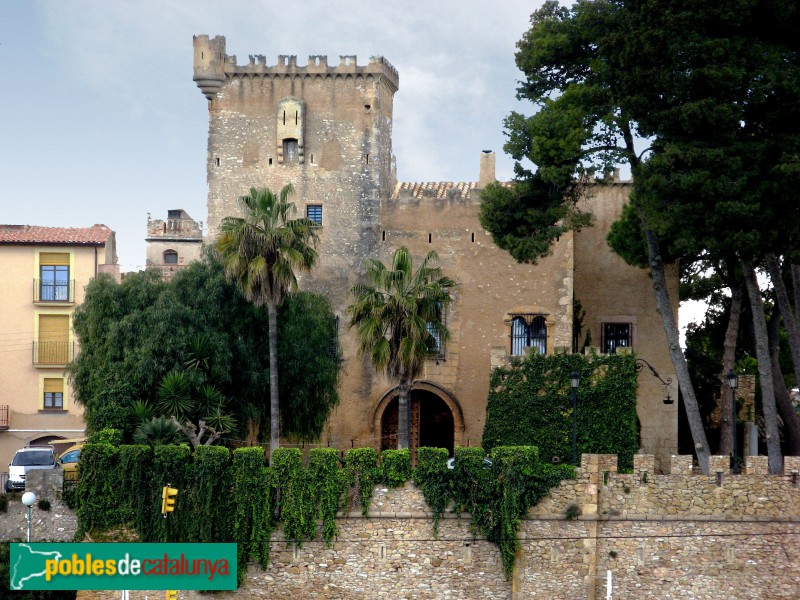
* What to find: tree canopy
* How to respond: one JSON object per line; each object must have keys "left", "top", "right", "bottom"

{"left": 68, "top": 254, "right": 340, "bottom": 444}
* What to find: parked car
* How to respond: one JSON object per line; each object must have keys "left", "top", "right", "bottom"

{"left": 58, "top": 443, "right": 84, "bottom": 475}
{"left": 5, "top": 445, "right": 59, "bottom": 492}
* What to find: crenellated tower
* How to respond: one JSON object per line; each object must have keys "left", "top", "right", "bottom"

{"left": 193, "top": 35, "right": 399, "bottom": 304}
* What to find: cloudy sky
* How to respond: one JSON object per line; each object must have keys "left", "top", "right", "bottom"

{"left": 1, "top": 0, "right": 542, "bottom": 271}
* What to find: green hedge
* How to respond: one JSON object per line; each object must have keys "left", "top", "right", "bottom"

{"left": 76, "top": 443, "right": 571, "bottom": 584}
{"left": 482, "top": 352, "right": 639, "bottom": 471}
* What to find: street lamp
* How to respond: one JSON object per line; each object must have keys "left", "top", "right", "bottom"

{"left": 21, "top": 492, "right": 37, "bottom": 542}
{"left": 726, "top": 370, "right": 739, "bottom": 473}
{"left": 570, "top": 370, "right": 580, "bottom": 466}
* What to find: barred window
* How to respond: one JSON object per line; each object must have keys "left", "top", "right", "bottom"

{"left": 306, "top": 204, "right": 323, "bottom": 226}
{"left": 602, "top": 322, "right": 631, "bottom": 354}
{"left": 511, "top": 315, "right": 547, "bottom": 356}
{"left": 427, "top": 303, "right": 445, "bottom": 356}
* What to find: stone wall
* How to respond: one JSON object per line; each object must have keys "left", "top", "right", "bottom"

{"left": 74, "top": 453, "right": 800, "bottom": 599}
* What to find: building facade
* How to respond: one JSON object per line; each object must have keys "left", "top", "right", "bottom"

{"left": 192, "top": 36, "right": 679, "bottom": 468}
{"left": 145, "top": 209, "right": 204, "bottom": 280}
{"left": 0, "top": 225, "right": 118, "bottom": 470}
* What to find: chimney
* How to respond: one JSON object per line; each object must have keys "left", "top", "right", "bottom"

{"left": 479, "top": 150, "right": 496, "bottom": 189}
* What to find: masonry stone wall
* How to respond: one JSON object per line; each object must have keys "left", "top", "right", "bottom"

{"left": 73, "top": 454, "right": 800, "bottom": 599}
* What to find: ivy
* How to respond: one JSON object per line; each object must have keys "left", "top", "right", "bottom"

{"left": 233, "top": 448, "right": 274, "bottom": 585}
{"left": 345, "top": 447, "right": 378, "bottom": 516}
{"left": 482, "top": 352, "right": 639, "bottom": 471}
{"left": 380, "top": 449, "right": 412, "bottom": 487}
{"left": 413, "top": 445, "right": 576, "bottom": 579}
{"left": 189, "top": 446, "right": 233, "bottom": 543}
{"left": 75, "top": 443, "right": 122, "bottom": 535}
{"left": 413, "top": 447, "right": 451, "bottom": 537}
{"left": 118, "top": 445, "right": 154, "bottom": 540}
{"left": 75, "top": 443, "right": 571, "bottom": 584}
{"left": 272, "top": 448, "right": 316, "bottom": 546}
{"left": 308, "top": 448, "right": 343, "bottom": 545}
{"left": 151, "top": 445, "right": 192, "bottom": 542}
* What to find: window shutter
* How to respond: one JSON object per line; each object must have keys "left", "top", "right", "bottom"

{"left": 43, "top": 378, "right": 63, "bottom": 393}
{"left": 39, "top": 253, "right": 70, "bottom": 266}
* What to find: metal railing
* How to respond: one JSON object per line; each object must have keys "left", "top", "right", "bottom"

{"left": 33, "top": 279, "right": 75, "bottom": 303}
{"left": 32, "top": 341, "right": 74, "bottom": 366}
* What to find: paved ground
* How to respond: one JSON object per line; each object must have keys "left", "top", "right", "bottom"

{"left": 0, "top": 494, "right": 78, "bottom": 542}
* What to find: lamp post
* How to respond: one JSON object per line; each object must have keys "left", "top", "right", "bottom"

{"left": 726, "top": 370, "right": 739, "bottom": 473}
{"left": 570, "top": 370, "right": 580, "bottom": 466}
{"left": 21, "top": 492, "right": 37, "bottom": 542}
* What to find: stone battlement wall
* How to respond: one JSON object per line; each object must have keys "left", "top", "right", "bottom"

{"left": 193, "top": 35, "right": 399, "bottom": 101}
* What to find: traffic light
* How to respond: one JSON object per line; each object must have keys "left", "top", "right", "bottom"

{"left": 165, "top": 590, "right": 178, "bottom": 600}
{"left": 161, "top": 485, "right": 179, "bottom": 515}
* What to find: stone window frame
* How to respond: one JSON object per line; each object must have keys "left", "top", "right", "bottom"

{"left": 163, "top": 249, "right": 179, "bottom": 265}
{"left": 503, "top": 307, "right": 555, "bottom": 356}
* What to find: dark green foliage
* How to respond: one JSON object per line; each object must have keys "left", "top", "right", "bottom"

{"left": 479, "top": 176, "right": 592, "bottom": 265}
{"left": 272, "top": 448, "right": 316, "bottom": 546}
{"left": 482, "top": 352, "right": 639, "bottom": 471}
{"left": 0, "top": 494, "right": 8, "bottom": 513}
{"left": 68, "top": 254, "right": 341, "bottom": 443}
{"left": 189, "top": 446, "right": 233, "bottom": 543}
{"left": 118, "top": 445, "right": 155, "bottom": 539}
{"left": 413, "top": 447, "right": 451, "bottom": 537}
{"left": 232, "top": 448, "right": 274, "bottom": 585}
{"left": 89, "top": 428, "right": 122, "bottom": 446}
{"left": 37, "top": 499, "right": 51, "bottom": 511}
{"left": 75, "top": 443, "right": 123, "bottom": 534}
{"left": 414, "top": 445, "right": 576, "bottom": 579}
{"left": 308, "top": 448, "right": 344, "bottom": 545}
{"left": 278, "top": 293, "right": 341, "bottom": 442}
{"left": 151, "top": 445, "right": 192, "bottom": 542}
{"left": 133, "top": 416, "right": 180, "bottom": 447}
{"left": 1, "top": 543, "right": 76, "bottom": 599}
{"left": 380, "top": 449, "right": 412, "bottom": 487}
{"left": 345, "top": 447, "right": 379, "bottom": 516}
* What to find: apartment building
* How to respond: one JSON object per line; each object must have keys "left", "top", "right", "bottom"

{"left": 0, "top": 224, "right": 118, "bottom": 471}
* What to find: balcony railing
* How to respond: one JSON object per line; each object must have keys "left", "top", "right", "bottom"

{"left": 32, "top": 341, "right": 74, "bottom": 366}
{"left": 33, "top": 279, "right": 75, "bottom": 303}
{"left": 0, "top": 405, "right": 8, "bottom": 429}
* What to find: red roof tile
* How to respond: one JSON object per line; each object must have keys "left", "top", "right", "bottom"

{"left": 0, "top": 224, "right": 113, "bottom": 245}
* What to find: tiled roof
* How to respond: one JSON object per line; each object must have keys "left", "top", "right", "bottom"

{"left": 392, "top": 181, "right": 477, "bottom": 200}
{"left": 0, "top": 224, "right": 113, "bottom": 245}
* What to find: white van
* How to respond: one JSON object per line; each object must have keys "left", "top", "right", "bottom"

{"left": 6, "top": 445, "right": 59, "bottom": 492}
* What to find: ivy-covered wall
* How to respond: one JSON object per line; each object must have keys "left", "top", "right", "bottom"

{"left": 482, "top": 352, "right": 639, "bottom": 471}
{"left": 74, "top": 440, "right": 572, "bottom": 582}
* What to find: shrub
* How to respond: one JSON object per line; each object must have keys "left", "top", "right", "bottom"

{"left": 380, "top": 449, "right": 411, "bottom": 487}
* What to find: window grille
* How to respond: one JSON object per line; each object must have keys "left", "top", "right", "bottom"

{"left": 306, "top": 204, "right": 323, "bottom": 226}
{"left": 511, "top": 315, "right": 547, "bottom": 356}
{"left": 602, "top": 322, "right": 631, "bottom": 354}
{"left": 427, "top": 303, "right": 445, "bottom": 357}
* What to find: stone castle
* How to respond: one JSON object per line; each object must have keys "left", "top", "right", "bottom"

{"left": 145, "top": 35, "right": 682, "bottom": 467}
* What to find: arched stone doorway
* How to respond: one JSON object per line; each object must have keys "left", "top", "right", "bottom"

{"left": 372, "top": 381, "right": 464, "bottom": 460}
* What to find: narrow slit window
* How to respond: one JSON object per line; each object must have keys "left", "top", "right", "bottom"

{"left": 428, "top": 233, "right": 432, "bottom": 243}
{"left": 471, "top": 232, "right": 475, "bottom": 242}
{"left": 382, "top": 230, "right": 386, "bottom": 241}
{"left": 215, "top": 157, "right": 220, "bottom": 166}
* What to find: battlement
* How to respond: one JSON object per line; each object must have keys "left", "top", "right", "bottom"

{"left": 193, "top": 35, "right": 399, "bottom": 100}
{"left": 531, "top": 453, "right": 800, "bottom": 522}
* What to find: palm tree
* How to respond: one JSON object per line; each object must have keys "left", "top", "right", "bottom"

{"left": 215, "top": 184, "right": 318, "bottom": 455}
{"left": 348, "top": 247, "right": 455, "bottom": 449}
